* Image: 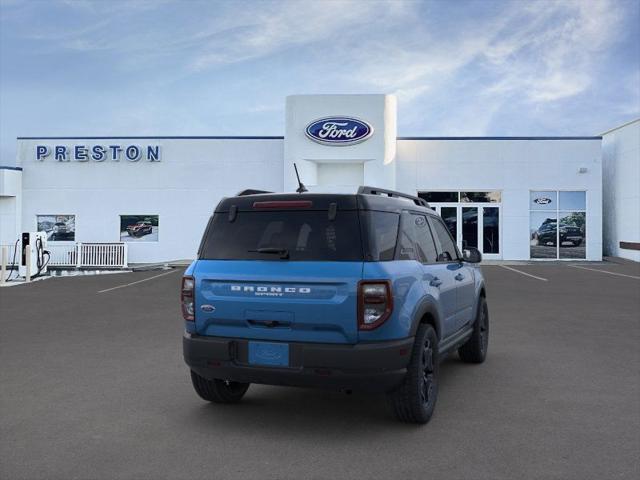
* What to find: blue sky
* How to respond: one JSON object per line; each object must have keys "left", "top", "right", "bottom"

{"left": 1, "top": 0, "right": 638, "bottom": 164}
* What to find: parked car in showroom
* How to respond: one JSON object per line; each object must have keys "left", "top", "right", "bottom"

{"left": 534, "top": 220, "right": 583, "bottom": 246}
{"left": 559, "top": 225, "right": 583, "bottom": 246}
{"left": 126, "top": 221, "right": 153, "bottom": 237}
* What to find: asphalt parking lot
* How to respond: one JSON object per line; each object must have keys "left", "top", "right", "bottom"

{"left": 1, "top": 262, "right": 639, "bottom": 480}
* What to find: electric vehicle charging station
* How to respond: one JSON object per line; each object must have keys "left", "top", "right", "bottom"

{"left": 18, "top": 231, "right": 50, "bottom": 279}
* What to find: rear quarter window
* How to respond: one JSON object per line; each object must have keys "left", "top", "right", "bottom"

{"left": 360, "top": 211, "right": 399, "bottom": 261}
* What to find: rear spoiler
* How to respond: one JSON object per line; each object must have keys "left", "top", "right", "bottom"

{"left": 236, "top": 189, "right": 273, "bottom": 196}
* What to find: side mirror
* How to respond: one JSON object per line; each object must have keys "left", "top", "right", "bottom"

{"left": 462, "top": 247, "right": 482, "bottom": 263}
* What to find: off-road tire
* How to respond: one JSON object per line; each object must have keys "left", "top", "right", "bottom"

{"left": 458, "top": 297, "right": 489, "bottom": 363}
{"left": 387, "top": 324, "right": 439, "bottom": 424}
{"left": 190, "top": 370, "right": 250, "bottom": 403}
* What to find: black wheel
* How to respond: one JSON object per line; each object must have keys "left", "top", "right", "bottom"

{"left": 458, "top": 297, "right": 489, "bottom": 363}
{"left": 387, "top": 324, "right": 439, "bottom": 424}
{"left": 190, "top": 370, "right": 250, "bottom": 404}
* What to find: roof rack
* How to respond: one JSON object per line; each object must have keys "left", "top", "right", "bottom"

{"left": 236, "top": 189, "right": 273, "bottom": 196}
{"left": 357, "top": 186, "right": 430, "bottom": 208}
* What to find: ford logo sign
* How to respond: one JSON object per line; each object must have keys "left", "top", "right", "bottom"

{"left": 534, "top": 197, "right": 552, "bottom": 205}
{"left": 305, "top": 117, "right": 373, "bottom": 146}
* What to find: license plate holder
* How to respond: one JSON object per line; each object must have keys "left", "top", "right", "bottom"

{"left": 248, "top": 341, "right": 289, "bottom": 367}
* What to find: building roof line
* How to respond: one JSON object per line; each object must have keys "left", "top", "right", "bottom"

{"left": 397, "top": 136, "right": 602, "bottom": 140}
{"left": 599, "top": 118, "right": 640, "bottom": 136}
{"left": 17, "top": 135, "right": 602, "bottom": 141}
{"left": 16, "top": 136, "right": 285, "bottom": 140}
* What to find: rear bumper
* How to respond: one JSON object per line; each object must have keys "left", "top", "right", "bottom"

{"left": 183, "top": 333, "right": 414, "bottom": 393}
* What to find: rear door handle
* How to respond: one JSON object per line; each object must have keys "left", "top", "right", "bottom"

{"left": 455, "top": 273, "right": 465, "bottom": 281}
{"left": 430, "top": 277, "right": 443, "bottom": 287}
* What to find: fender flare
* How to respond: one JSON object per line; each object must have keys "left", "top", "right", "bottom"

{"left": 473, "top": 280, "right": 487, "bottom": 316}
{"left": 409, "top": 298, "right": 443, "bottom": 340}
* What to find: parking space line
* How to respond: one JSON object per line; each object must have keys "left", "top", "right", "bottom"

{"left": 568, "top": 265, "right": 640, "bottom": 280}
{"left": 499, "top": 265, "right": 548, "bottom": 282}
{"left": 97, "top": 269, "right": 179, "bottom": 293}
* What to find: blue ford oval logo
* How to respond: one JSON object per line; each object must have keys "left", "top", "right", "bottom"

{"left": 305, "top": 117, "right": 374, "bottom": 146}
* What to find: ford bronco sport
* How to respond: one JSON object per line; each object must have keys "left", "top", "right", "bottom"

{"left": 182, "top": 186, "right": 488, "bottom": 423}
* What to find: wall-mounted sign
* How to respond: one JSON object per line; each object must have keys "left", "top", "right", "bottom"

{"left": 36, "top": 214, "right": 75, "bottom": 241}
{"left": 120, "top": 215, "right": 159, "bottom": 242}
{"left": 305, "top": 117, "right": 373, "bottom": 146}
{"left": 35, "top": 145, "right": 161, "bottom": 162}
{"left": 534, "top": 197, "right": 552, "bottom": 205}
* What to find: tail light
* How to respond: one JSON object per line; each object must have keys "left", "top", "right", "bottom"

{"left": 358, "top": 280, "right": 393, "bottom": 330}
{"left": 181, "top": 276, "right": 195, "bottom": 321}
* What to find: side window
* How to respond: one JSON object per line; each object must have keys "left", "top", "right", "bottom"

{"left": 396, "top": 213, "right": 437, "bottom": 263}
{"left": 413, "top": 214, "right": 438, "bottom": 263}
{"left": 397, "top": 214, "right": 418, "bottom": 261}
{"left": 428, "top": 217, "right": 458, "bottom": 262}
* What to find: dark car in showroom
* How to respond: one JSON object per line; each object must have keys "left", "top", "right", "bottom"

{"left": 534, "top": 220, "right": 583, "bottom": 246}
{"left": 126, "top": 221, "right": 153, "bottom": 237}
{"left": 559, "top": 225, "right": 583, "bottom": 246}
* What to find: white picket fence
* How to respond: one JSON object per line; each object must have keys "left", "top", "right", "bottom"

{"left": 77, "top": 243, "right": 128, "bottom": 268}
{"left": 0, "top": 242, "right": 128, "bottom": 269}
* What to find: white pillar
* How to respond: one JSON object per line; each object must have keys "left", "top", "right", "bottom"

{"left": 25, "top": 246, "right": 31, "bottom": 282}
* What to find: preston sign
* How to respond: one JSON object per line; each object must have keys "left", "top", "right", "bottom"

{"left": 305, "top": 117, "right": 373, "bottom": 146}
{"left": 35, "top": 144, "right": 161, "bottom": 162}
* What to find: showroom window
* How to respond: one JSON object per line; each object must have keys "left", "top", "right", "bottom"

{"left": 36, "top": 215, "right": 76, "bottom": 242}
{"left": 418, "top": 191, "right": 459, "bottom": 203}
{"left": 417, "top": 191, "right": 502, "bottom": 258}
{"left": 530, "top": 191, "right": 586, "bottom": 259}
{"left": 460, "top": 191, "right": 501, "bottom": 203}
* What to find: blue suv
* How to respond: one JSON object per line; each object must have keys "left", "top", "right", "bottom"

{"left": 182, "top": 187, "right": 488, "bottom": 423}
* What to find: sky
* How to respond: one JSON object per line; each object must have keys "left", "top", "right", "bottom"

{"left": 0, "top": 0, "right": 639, "bottom": 165}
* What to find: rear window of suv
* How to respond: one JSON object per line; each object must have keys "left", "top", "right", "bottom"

{"left": 199, "top": 211, "right": 364, "bottom": 261}
{"left": 199, "top": 209, "right": 403, "bottom": 262}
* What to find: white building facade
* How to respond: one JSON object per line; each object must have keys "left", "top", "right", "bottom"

{"left": 1, "top": 94, "right": 614, "bottom": 264}
{"left": 602, "top": 119, "right": 640, "bottom": 262}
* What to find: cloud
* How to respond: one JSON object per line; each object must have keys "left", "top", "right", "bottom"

{"left": 246, "top": 103, "right": 281, "bottom": 114}
{"left": 0, "top": 0, "right": 636, "bottom": 162}
{"left": 189, "top": 1, "right": 412, "bottom": 71}
{"left": 481, "top": 0, "right": 623, "bottom": 103}
{"left": 341, "top": 0, "right": 631, "bottom": 135}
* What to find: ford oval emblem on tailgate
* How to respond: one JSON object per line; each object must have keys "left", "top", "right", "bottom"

{"left": 201, "top": 304, "right": 215, "bottom": 312}
{"left": 305, "top": 116, "right": 373, "bottom": 146}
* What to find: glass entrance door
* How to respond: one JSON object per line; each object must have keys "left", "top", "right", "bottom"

{"left": 428, "top": 204, "right": 501, "bottom": 259}
{"left": 482, "top": 207, "right": 500, "bottom": 255}
{"left": 462, "top": 207, "right": 478, "bottom": 249}
{"left": 419, "top": 191, "right": 502, "bottom": 259}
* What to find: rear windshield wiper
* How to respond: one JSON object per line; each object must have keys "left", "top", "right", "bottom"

{"left": 248, "top": 247, "right": 290, "bottom": 259}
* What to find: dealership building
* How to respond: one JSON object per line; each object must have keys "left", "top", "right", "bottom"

{"left": 0, "top": 95, "right": 638, "bottom": 265}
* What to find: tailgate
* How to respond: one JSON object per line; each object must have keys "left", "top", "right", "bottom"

{"left": 194, "top": 260, "right": 363, "bottom": 344}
